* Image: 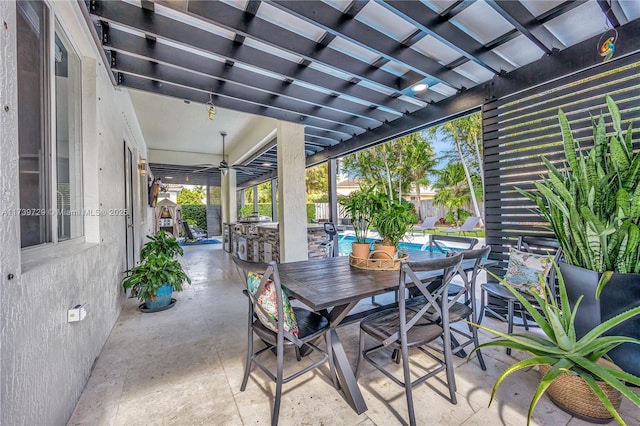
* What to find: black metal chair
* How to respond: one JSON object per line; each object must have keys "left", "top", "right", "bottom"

{"left": 478, "top": 236, "right": 561, "bottom": 355}
{"left": 232, "top": 256, "right": 338, "bottom": 426}
{"left": 423, "top": 234, "right": 477, "bottom": 297}
{"left": 355, "top": 253, "right": 464, "bottom": 426}
{"left": 447, "top": 246, "right": 491, "bottom": 369}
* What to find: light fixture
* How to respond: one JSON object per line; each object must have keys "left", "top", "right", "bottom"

{"left": 137, "top": 158, "right": 147, "bottom": 175}
{"left": 221, "top": 168, "right": 228, "bottom": 176}
{"left": 206, "top": 92, "right": 216, "bottom": 120}
{"left": 164, "top": 176, "right": 173, "bottom": 180}
{"left": 411, "top": 83, "right": 428, "bottom": 93}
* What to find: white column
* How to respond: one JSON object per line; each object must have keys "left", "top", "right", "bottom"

{"left": 277, "top": 121, "right": 308, "bottom": 263}
{"left": 221, "top": 170, "right": 237, "bottom": 224}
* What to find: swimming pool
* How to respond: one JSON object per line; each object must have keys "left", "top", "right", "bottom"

{"left": 338, "top": 235, "right": 441, "bottom": 256}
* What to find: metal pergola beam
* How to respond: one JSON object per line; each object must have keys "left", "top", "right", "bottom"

{"left": 118, "top": 73, "right": 357, "bottom": 139}
{"left": 187, "top": 1, "right": 418, "bottom": 93}
{"left": 88, "top": 0, "right": 421, "bottom": 114}
{"left": 380, "top": 1, "right": 515, "bottom": 75}
{"left": 486, "top": 0, "right": 565, "bottom": 54}
{"left": 269, "top": 1, "right": 476, "bottom": 91}
{"left": 111, "top": 54, "right": 376, "bottom": 132}
{"left": 104, "top": 29, "right": 397, "bottom": 124}
{"left": 305, "top": 17, "right": 640, "bottom": 166}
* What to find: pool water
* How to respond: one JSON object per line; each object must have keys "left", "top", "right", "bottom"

{"left": 338, "top": 235, "right": 443, "bottom": 256}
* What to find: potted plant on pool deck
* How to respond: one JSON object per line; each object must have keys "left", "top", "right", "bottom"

{"left": 122, "top": 230, "right": 191, "bottom": 312}
{"left": 371, "top": 193, "right": 417, "bottom": 259}
{"left": 470, "top": 266, "right": 640, "bottom": 424}
{"left": 339, "top": 190, "right": 376, "bottom": 259}
{"left": 518, "top": 95, "right": 640, "bottom": 377}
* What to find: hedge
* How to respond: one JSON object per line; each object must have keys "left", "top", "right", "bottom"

{"left": 180, "top": 204, "right": 207, "bottom": 230}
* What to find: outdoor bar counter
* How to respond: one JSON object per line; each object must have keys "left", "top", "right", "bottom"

{"left": 223, "top": 222, "right": 329, "bottom": 262}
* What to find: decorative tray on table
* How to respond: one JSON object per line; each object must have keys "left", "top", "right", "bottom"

{"left": 349, "top": 251, "right": 409, "bottom": 271}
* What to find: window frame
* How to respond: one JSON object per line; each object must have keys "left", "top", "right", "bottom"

{"left": 18, "top": 2, "right": 85, "bottom": 252}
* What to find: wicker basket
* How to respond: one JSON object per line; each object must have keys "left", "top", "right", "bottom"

{"left": 349, "top": 251, "right": 409, "bottom": 271}
{"left": 538, "top": 364, "right": 622, "bottom": 423}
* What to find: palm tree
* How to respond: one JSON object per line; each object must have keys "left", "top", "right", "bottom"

{"left": 432, "top": 163, "right": 472, "bottom": 225}
{"left": 429, "top": 113, "right": 483, "bottom": 223}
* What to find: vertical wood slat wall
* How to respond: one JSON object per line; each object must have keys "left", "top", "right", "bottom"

{"left": 483, "top": 55, "right": 640, "bottom": 277}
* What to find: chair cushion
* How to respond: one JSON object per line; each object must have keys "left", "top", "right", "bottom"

{"left": 253, "top": 307, "right": 328, "bottom": 345}
{"left": 482, "top": 282, "right": 538, "bottom": 302}
{"left": 247, "top": 271, "right": 299, "bottom": 337}
{"left": 503, "top": 248, "right": 552, "bottom": 295}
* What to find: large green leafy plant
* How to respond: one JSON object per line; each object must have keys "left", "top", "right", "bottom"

{"left": 371, "top": 193, "right": 417, "bottom": 248}
{"left": 339, "top": 190, "right": 376, "bottom": 243}
{"left": 470, "top": 265, "right": 640, "bottom": 425}
{"left": 140, "top": 229, "right": 184, "bottom": 259}
{"left": 122, "top": 253, "right": 191, "bottom": 302}
{"left": 123, "top": 230, "right": 190, "bottom": 302}
{"left": 518, "top": 96, "right": 640, "bottom": 294}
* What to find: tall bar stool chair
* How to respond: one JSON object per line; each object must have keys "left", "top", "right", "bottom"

{"left": 355, "top": 253, "right": 464, "bottom": 426}
{"left": 232, "top": 256, "right": 338, "bottom": 426}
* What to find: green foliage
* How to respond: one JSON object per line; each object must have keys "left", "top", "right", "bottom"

{"left": 306, "top": 203, "right": 316, "bottom": 223}
{"left": 140, "top": 229, "right": 183, "bottom": 260}
{"left": 339, "top": 190, "right": 376, "bottom": 243}
{"left": 518, "top": 96, "right": 640, "bottom": 295}
{"left": 433, "top": 163, "right": 474, "bottom": 225}
{"left": 180, "top": 204, "right": 207, "bottom": 230}
{"left": 177, "top": 186, "right": 205, "bottom": 205}
{"left": 306, "top": 163, "right": 328, "bottom": 202}
{"left": 240, "top": 204, "right": 272, "bottom": 218}
{"left": 371, "top": 193, "right": 417, "bottom": 247}
{"left": 239, "top": 203, "right": 316, "bottom": 222}
{"left": 341, "top": 133, "right": 436, "bottom": 199}
{"left": 469, "top": 264, "right": 640, "bottom": 425}
{"left": 444, "top": 209, "right": 471, "bottom": 225}
{"left": 123, "top": 230, "right": 190, "bottom": 302}
{"left": 122, "top": 253, "right": 191, "bottom": 302}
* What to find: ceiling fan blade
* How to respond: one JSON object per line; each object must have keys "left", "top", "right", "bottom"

{"left": 193, "top": 165, "right": 216, "bottom": 173}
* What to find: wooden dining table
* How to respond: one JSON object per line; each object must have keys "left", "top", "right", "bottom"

{"left": 277, "top": 249, "right": 494, "bottom": 415}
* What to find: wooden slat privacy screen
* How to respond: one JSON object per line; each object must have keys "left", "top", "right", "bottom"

{"left": 482, "top": 57, "right": 640, "bottom": 276}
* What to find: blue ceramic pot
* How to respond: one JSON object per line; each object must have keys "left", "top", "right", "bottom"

{"left": 144, "top": 284, "right": 173, "bottom": 310}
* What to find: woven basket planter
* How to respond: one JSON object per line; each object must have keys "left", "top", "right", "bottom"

{"left": 538, "top": 364, "right": 622, "bottom": 423}
{"left": 349, "top": 251, "right": 409, "bottom": 271}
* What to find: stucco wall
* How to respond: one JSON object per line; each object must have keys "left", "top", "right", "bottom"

{"left": 1, "top": 1, "right": 150, "bottom": 424}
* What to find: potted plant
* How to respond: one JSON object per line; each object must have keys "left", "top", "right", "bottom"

{"left": 371, "top": 193, "right": 417, "bottom": 259}
{"left": 122, "top": 230, "right": 191, "bottom": 311}
{"left": 339, "top": 190, "right": 376, "bottom": 259}
{"left": 140, "top": 229, "right": 184, "bottom": 259}
{"left": 518, "top": 96, "right": 640, "bottom": 376}
{"left": 470, "top": 266, "right": 640, "bottom": 424}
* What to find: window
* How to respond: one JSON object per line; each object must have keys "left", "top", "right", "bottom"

{"left": 17, "top": 2, "right": 83, "bottom": 248}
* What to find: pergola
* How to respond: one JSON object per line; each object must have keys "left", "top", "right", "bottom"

{"left": 81, "top": 0, "right": 640, "bottom": 259}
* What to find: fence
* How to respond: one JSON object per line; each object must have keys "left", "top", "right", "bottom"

{"left": 314, "top": 200, "right": 484, "bottom": 224}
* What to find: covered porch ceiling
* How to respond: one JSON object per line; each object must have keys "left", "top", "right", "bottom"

{"left": 81, "top": 0, "right": 640, "bottom": 188}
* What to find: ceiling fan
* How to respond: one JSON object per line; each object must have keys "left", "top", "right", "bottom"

{"left": 193, "top": 131, "right": 254, "bottom": 175}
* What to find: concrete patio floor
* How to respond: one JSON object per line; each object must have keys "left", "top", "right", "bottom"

{"left": 68, "top": 244, "right": 640, "bottom": 425}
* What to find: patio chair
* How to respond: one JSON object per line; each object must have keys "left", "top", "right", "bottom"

{"left": 413, "top": 216, "right": 437, "bottom": 237}
{"left": 182, "top": 220, "right": 206, "bottom": 240}
{"left": 355, "top": 253, "right": 464, "bottom": 426}
{"left": 446, "top": 246, "right": 490, "bottom": 369}
{"left": 478, "top": 236, "right": 561, "bottom": 355}
{"left": 232, "top": 256, "right": 338, "bottom": 426}
{"left": 441, "top": 216, "right": 481, "bottom": 236}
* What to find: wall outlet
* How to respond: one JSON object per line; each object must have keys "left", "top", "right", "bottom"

{"left": 68, "top": 304, "right": 89, "bottom": 322}
{"left": 68, "top": 305, "right": 81, "bottom": 322}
